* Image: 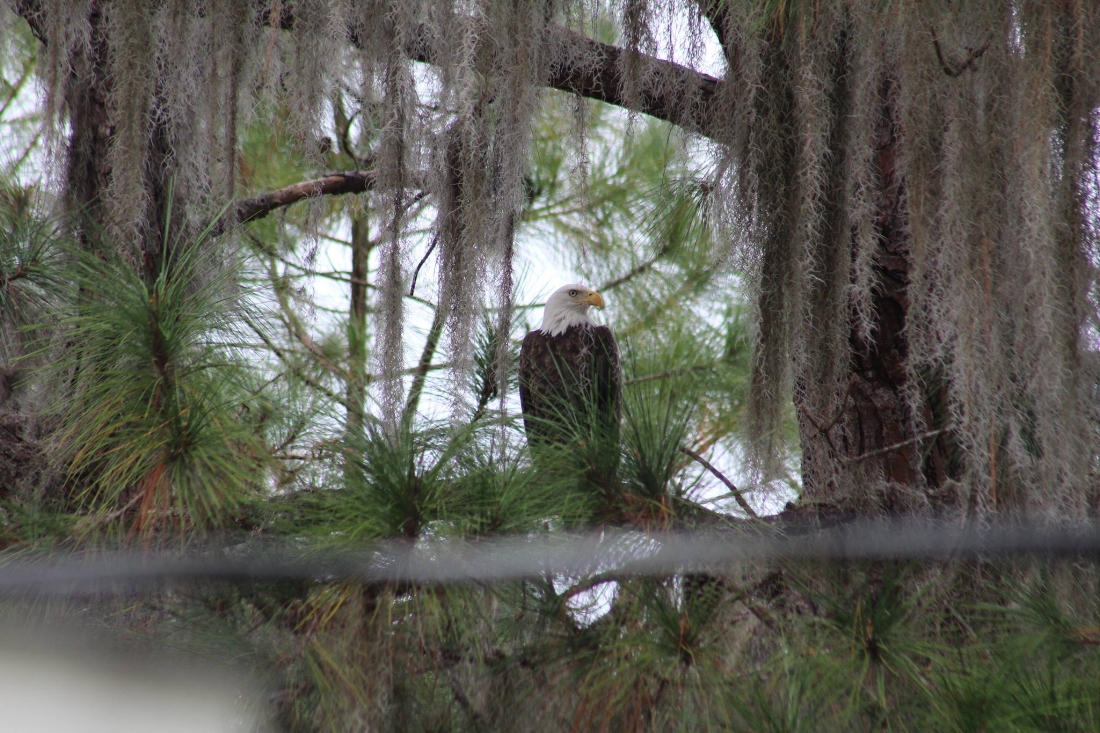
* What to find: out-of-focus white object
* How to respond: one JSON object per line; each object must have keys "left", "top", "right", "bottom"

{"left": 0, "top": 636, "right": 265, "bottom": 733}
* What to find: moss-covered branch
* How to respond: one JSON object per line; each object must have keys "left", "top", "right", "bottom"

{"left": 404, "top": 24, "right": 723, "bottom": 137}
{"left": 231, "top": 171, "right": 378, "bottom": 225}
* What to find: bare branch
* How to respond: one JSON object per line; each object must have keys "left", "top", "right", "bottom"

{"left": 231, "top": 170, "right": 377, "bottom": 226}
{"left": 930, "top": 26, "right": 991, "bottom": 78}
{"left": 679, "top": 447, "right": 759, "bottom": 519}
{"left": 392, "top": 20, "right": 723, "bottom": 137}
{"left": 403, "top": 305, "right": 446, "bottom": 423}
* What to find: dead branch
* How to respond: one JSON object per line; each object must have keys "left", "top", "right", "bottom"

{"left": 680, "top": 446, "right": 759, "bottom": 519}
{"left": 231, "top": 170, "right": 377, "bottom": 227}
{"left": 408, "top": 232, "right": 439, "bottom": 297}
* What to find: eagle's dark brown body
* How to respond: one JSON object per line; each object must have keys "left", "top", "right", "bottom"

{"left": 518, "top": 324, "right": 621, "bottom": 451}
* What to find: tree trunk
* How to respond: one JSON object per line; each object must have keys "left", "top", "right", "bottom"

{"left": 344, "top": 209, "right": 371, "bottom": 484}
{"left": 796, "top": 77, "right": 961, "bottom": 517}
{"left": 61, "top": 2, "right": 113, "bottom": 249}
{"left": 58, "top": 2, "right": 182, "bottom": 273}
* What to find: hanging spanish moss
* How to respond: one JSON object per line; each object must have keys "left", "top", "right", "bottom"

{"left": 705, "top": 1, "right": 1100, "bottom": 518}
{"left": 372, "top": 6, "right": 417, "bottom": 426}
{"left": 6, "top": 0, "right": 1100, "bottom": 518}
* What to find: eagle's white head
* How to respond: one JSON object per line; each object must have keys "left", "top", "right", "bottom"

{"left": 539, "top": 283, "right": 605, "bottom": 337}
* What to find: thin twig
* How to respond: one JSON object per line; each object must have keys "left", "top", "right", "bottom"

{"left": 408, "top": 232, "right": 439, "bottom": 297}
{"left": 598, "top": 245, "right": 671, "bottom": 292}
{"left": 847, "top": 429, "right": 945, "bottom": 463}
{"left": 244, "top": 317, "right": 349, "bottom": 410}
{"left": 931, "top": 26, "right": 991, "bottom": 78}
{"left": 679, "top": 447, "right": 759, "bottom": 519}
{"left": 800, "top": 375, "right": 857, "bottom": 462}
{"left": 799, "top": 405, "right": 841, "bottom": 459}
{"left": 272, "top": 292, "right": 348, "bottom": 379}
{"left": 247, "top": 233, "right": 437, "bottom": 309}
{"left": 403, "top": 305, "right": 447, "bottom": 422}
{"left": 334, "top": 96, "right": 364, "bottom": 170}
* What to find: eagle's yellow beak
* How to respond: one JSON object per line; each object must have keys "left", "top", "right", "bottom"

{"left": 586, "top": 290, "right": 604, "bottom": 308}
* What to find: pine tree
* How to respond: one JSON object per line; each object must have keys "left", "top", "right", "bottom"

{"left": 2, "top": 2, "right": 1100, "bottom": 730}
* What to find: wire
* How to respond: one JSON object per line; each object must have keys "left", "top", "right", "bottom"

{"left": 4, "top": 520, "right": 1100, "bottom": 595}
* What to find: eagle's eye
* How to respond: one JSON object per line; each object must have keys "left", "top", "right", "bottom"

{"left": 568, "top": 289, "right": 578, "bottom": 297}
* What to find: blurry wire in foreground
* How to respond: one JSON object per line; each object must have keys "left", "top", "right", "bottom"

{"left": 5, "top": 520, "right": 1100, "bottom": 594}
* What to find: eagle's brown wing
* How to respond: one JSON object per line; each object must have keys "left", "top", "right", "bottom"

{"left": 519, "top": 324, "right": 621, "bottom": 450}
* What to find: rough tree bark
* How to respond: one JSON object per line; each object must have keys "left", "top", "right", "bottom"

{"left": 797, "top": 76, "right": 959, "bottom": 515}
{"left": 53, "top": 2, "right": 113, "bottom": 249}
{"left": 692, "top": 1, "right": 959, "bottom": 516}
{"left": 15, "top": 1, "right": 181, "bottom": 272}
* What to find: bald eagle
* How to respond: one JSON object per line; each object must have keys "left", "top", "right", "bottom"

{"left": 519, "top": 284, "right": 621, "bottom": 471}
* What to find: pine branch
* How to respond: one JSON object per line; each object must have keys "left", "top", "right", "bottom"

{"left": 847, "top": 430, "right": 946, "bottom": 464}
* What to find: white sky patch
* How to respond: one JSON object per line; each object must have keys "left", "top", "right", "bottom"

{"left": 0, "top": 45, "right": 48, "bottom": 187}
{"left": 552, "top": 529, "right": 667, "bottom": 626}
{"left": 639, "top": 0, "right": 728, "bottom": 78}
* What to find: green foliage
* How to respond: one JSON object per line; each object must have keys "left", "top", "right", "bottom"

{"left": 6, "top": 2, "right": 1100, "bottom": 729}
{"left": 54, "top": 231, "right": 269, "bottom": 537}
{"left": 299, "top": 418, "right": 596, "bottom": 541}
{"left": 0, "top": 181, "right": 65, "bottom": 365}
{"left": 621, "top": 368, "right": 697, "bottom": 504}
